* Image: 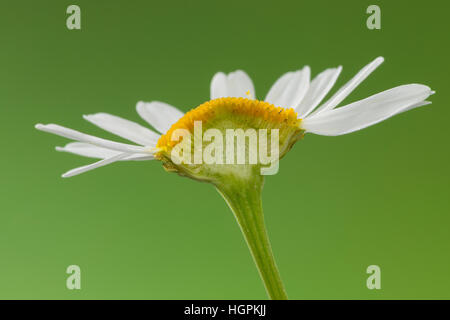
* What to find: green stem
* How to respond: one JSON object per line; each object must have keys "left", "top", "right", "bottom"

{"left": 216, "top": 175, "right": 288, "bottom": 300}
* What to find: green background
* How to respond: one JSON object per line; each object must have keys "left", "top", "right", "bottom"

{"left": 1, "top": 0, "right": 449, "bottom": 299}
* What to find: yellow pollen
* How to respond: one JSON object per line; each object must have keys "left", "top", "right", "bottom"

{"left": 156, "top": 97, "right": 301, "bottom": 151}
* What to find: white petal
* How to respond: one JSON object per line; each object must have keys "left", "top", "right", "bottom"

{"left": 56, "top": 142, "right": 154, "bottom": 161}
{"left": 227, "top": 70, "right": 256, "bottom": 99}
{"left": 399, "top": 100, "right": 432, "bottom": 114}
{"left": 210, "top": 70, "right": 255, "bottom": 99}
{"left": 312, "top": 57, "right": 384, "bottom": 115}
{"left": 210, "top": 72, "right": 228, "bottom": 99}
{"left": 301, "top": 84, "right": 432, "bottom": 136}
{"left": 62, "top": 153, "right": 129, "bottom": 178}
{"left": 136, "top": 101, "right": 184, "bottom": 134}
{"left": 265, "top": 67, "right": 310, "bottom": 109}
{"left": 264, "top": 72, "right": 293, "bottom": 104}
{"left": 295, "top": 66, "right": 342, "bottom": 118}
{"left": 83, "top": 113, "right": 159, "bottom": 146}
{"left": 124, "top": 154, "right": 155, "bottom": 161}
{"left": 56, "top": 142, "right": 119, "bottom": 159}
{"left": 35, "top": 124, "right": 148, "bottom": 154}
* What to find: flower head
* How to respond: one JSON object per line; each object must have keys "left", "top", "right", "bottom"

{"left": 36, "top": 57, "right": 432, "bottom": 178}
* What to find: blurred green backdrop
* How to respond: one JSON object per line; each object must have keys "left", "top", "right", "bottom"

{"left": 0, "top": 0, "right": 449, "bottom": 299}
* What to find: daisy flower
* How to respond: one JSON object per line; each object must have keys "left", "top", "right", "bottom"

{"left": 36, "top": 57, "right": 433, "bottom": 299}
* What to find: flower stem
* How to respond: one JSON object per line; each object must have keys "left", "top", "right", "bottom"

{"left": 216, "top": 174, "right": 288, "bottom": 300}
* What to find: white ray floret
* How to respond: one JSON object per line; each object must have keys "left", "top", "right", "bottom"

{"left": 56, "top": 142, "right": 154, "bottom": 161}
{"left": 295, "top": 66, "right": 342, "bottom": 117}
{"left": 310, "top": 56, "right": 385, "bottom": 115}
{"left": 265, "top": 66, "right": 310, "bottom": 109}
{"left": 83, "top": 113, "right": 160, "bottom": 145}
{"left": 136, "top": 101, "right": 184, "bottom": 134}
{"left": 301, "top": 84, "right": 432, "bottom": 136}
{"left": 35, "top": 124, "right": 150, "bottom": 153}
{"left": 61, "top": 153, "right": 131, "bottom": 178}
{"left": 211, "top": 70, "right": 256, "bottom": 100}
